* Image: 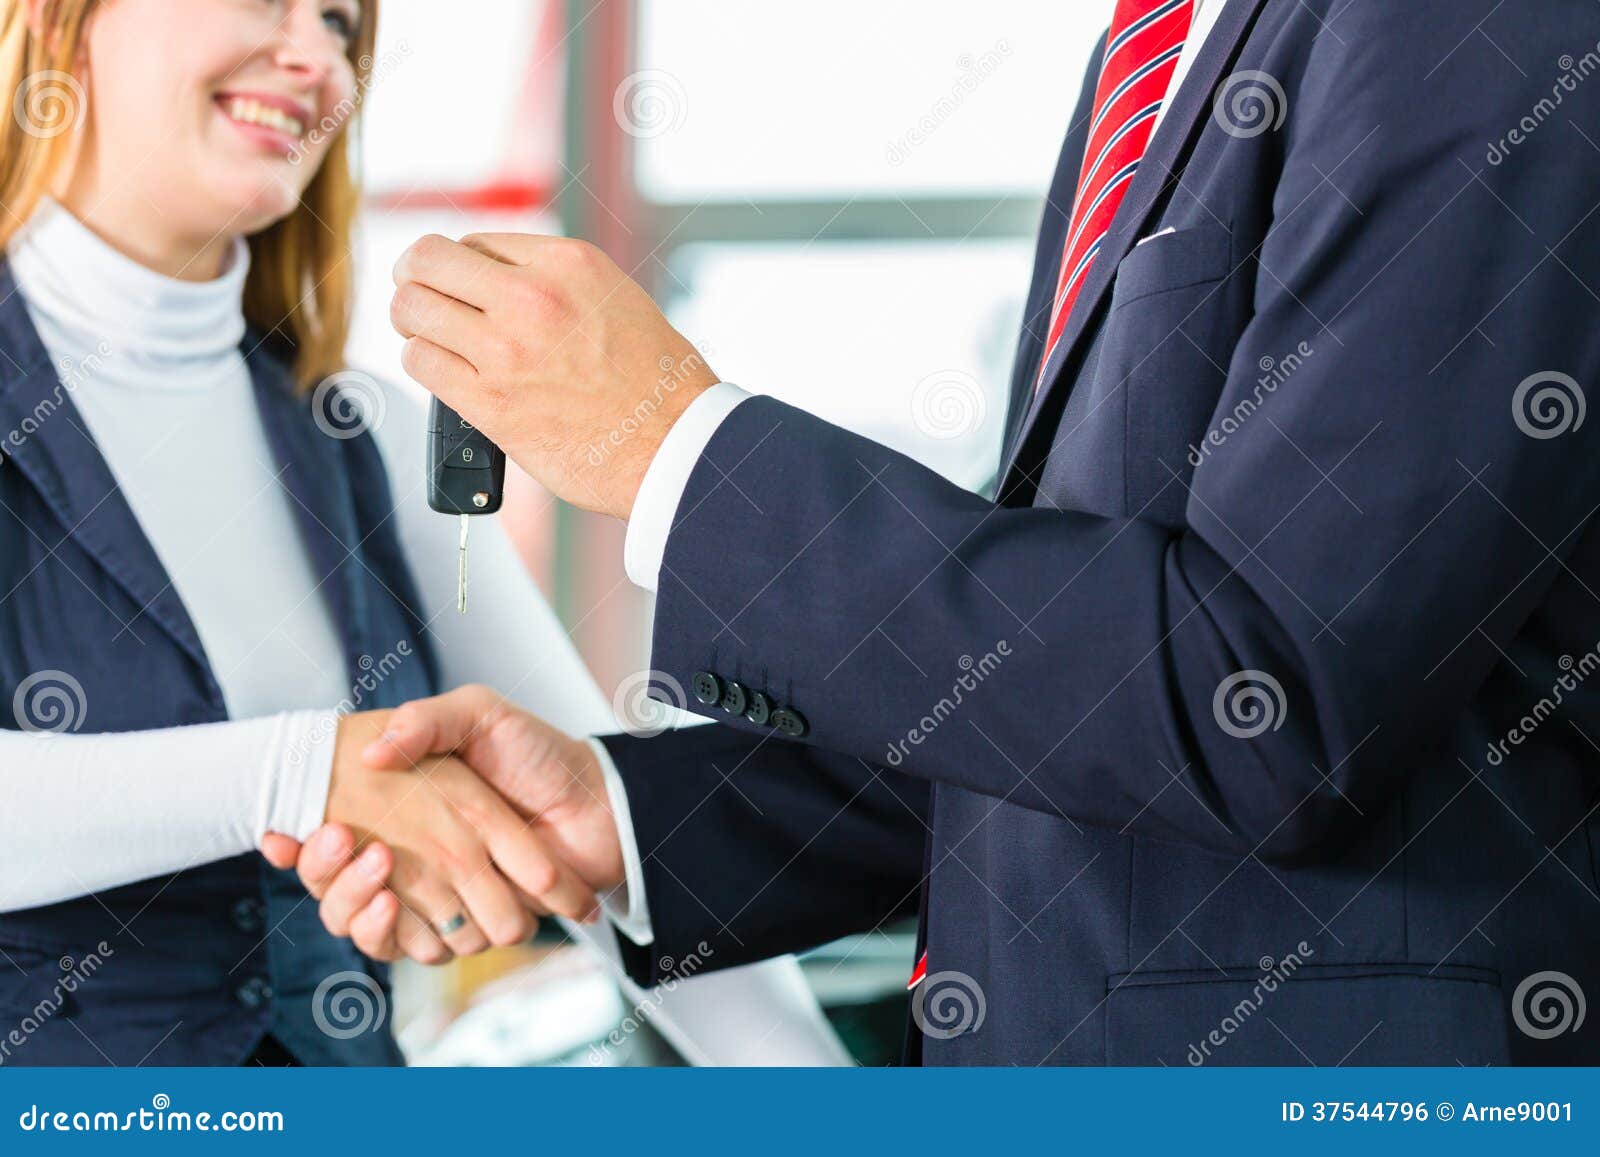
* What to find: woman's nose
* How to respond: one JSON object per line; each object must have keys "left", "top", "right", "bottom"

{"left": 270, "top": 4, "right": 341, "bottom": 88}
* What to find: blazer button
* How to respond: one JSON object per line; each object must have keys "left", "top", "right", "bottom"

{"left": 743, "top": 691, "right": 773, "bottom": 726}
{"left": 235, "top": 976, "right": 274, "bottom": 1010}
{"left": 720, "top": 680, "right": 749, "bottom": 716}
{"left": 691, "top": 671, "right": 724, "bottom": 706}
{"left": 231, "top": 896, "right": 264, "bottom": 933}
{"left": 771, "top": 707, "right": 809, "bottom": 739}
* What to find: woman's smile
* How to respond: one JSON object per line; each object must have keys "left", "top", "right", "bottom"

{"left": 214, "top": 91, "right": 313, "bottom": 155}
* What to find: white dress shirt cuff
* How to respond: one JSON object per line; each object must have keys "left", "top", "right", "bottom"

{"left": 266, "top": 709, "right": 341, "bottom": 841}
{"left": 623, "top": 382, "right": 753, "bottom": 591}
{"left": 588, "top": 737, "right": 655, "bottom": 945}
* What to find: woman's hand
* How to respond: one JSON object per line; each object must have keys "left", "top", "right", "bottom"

{"left": 262, "top": 710, "right": 600, "bottom": 963}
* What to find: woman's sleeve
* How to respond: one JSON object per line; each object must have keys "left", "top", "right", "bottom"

{"left": 0, "top": 708, "right": 337, "bottom": 912}
{"left": 376, "top": 378, "right": 850, "bottom": 1065}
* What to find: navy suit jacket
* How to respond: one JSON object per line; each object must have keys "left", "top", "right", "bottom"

{"left": 602, "top": 0, "right": 1600, "bottom": 1064}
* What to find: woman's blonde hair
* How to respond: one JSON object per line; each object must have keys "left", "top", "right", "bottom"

{"left": 0, "top": 0, "right": 378, "bottom": 389}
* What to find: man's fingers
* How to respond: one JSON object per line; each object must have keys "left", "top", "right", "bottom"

{"left": 295, "top": 824, "right": 356, "bottom": 900}
{"left": 393, "top": 234, "right": 507, "bottom": 311}
{"left": 486, "top": 824, "right": 600, "bottom": 925}
{"left": 453, "top": 864, "right": 537, "bottom": 949}
{"left": 258, "top": 832, "right": 301, "bottom": 870}
{"left": 361, "top": 685, "right": 503, "bottom": 770}
{"left": 348, "top": 891, "right": 402, "bottom": 962}
{"left": 390, "top": 281, "right": 494, "bottom": 366}
{"left": 458, "top": 232, "right": 559, "bottom": 267}
{"left": 399, "top": 336, "right": 479, "bottom": 406}
{"left": 317, "top": 843, "right": 392, "bottom": 937}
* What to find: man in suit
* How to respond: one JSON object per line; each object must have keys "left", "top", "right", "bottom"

{"left": 291, "top": 0, "right": 1600, "bottom": 1063}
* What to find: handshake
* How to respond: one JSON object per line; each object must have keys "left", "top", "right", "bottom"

{"left": 259, "top": 686, "right": 624, "bottom": 963}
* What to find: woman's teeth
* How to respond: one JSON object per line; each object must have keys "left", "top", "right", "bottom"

{"left": 221, "top": 97, "right": 304, "bottom": 139}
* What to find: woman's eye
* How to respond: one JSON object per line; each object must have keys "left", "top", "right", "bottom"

{"left": 322, "top": 5, "right": 357, "bottom": 41}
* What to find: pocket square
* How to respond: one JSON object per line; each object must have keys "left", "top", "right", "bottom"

{"left": 1135, "top": 226, "right": 1178, "bottom": 248}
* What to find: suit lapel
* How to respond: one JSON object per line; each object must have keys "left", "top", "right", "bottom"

{"left": 0, "top": 263, "right": 216, "bottom": 680}
{"left": 1001, "top": 0, "right": 1270, "bottom": 487}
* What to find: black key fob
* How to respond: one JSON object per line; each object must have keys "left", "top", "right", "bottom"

{"left": 427, "top": 397, "right": 506, "bottom": 515}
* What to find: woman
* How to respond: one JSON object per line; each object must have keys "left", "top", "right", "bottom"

{"left": 0, "top": 0, "right": 846, "bottom": 1066}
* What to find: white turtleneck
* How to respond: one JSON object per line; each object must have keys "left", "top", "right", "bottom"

{"left": 0, "top": 200, "right": 851, "bottom": 1066}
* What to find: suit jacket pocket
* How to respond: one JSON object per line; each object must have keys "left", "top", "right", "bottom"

{"left": 1104, "top": 963, "right": 1508, "bottom": 1066}
{"left": 1101, "top": 222, "right": 1247, "bottom": 529}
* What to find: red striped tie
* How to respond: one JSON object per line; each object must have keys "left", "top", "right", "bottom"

{"left": 1034, "top": 0, "right": 1196, "bottom": 393}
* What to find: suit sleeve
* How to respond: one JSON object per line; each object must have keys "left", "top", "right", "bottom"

{"left": 597, "top": 725, "right": 928, "bottom": 987}
{"left": 638, "top": 9, "right": 1600, "bottom": 864}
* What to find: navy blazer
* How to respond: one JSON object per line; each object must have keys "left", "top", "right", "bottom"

{"left": 603, "top": 0, "right": 1600, "bottom": 1065}
{"left": 0, "top": 267, "right": 437, "bottom": 1065}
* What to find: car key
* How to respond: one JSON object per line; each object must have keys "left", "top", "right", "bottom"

{"left": 426, "top": 396, "right": 506, "bottom": 613}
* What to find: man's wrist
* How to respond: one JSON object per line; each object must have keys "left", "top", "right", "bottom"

{"left": 623, "top": 382, "right": 754, "bottom": 591}
{"left": 587, "top": 736, "right": 654, "bottom": 945}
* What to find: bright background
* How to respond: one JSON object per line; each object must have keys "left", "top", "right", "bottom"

{"left": 345, "top": 0, "right": 1114, "bottom": 1065}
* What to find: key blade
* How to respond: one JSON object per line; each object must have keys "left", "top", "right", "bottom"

{"left": 457, "top": 513, "right": 470, "bottom": 614}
